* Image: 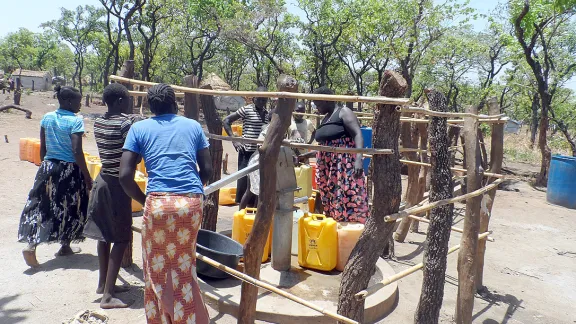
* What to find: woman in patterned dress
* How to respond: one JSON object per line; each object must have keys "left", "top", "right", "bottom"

{"left": 119, "top": 84, "right": 212, "bottom": 324}
{"left": 312, "top": 86, "right": 369, "bottom": 223}
{"left": 18, "top": 85, "right": 92, "bottom": 267}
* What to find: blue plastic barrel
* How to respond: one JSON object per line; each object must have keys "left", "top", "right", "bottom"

{"left": 547, "top": 155, "right": 576, "bottom": 209}
{"left": 360, "top": 126, "right": 372, "bottom": 175}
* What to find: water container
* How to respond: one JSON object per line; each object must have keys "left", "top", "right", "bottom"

{"left": 19, "top": 138, "right": 30, "bottom": 161}
{"left": 336, "top": 222, "right": 365, "bottom": 271}
{"left": 361, "top": 126, "right": 372, "bottom": 175}
{"left": 291, "top": 210, "right": 305, "bottom": 255}
{"left": 547, "top": 155, "right": 576, "bottom": 209}
{"left": 308, "top": 190, "right": 318, "bottom": 212}
{"left": 236, "top": 125, "right": 243, "bottom": 136}
{"left": 26, "top": 139, "right": 38, "bottom": 163}
{"left": 131, "top": 175, "right": 147, "bottom": 213}
{"left": 32, "top": 140, "right": 41, "bottom": 166}
{"left": 295, "top": 165, "right": 312, "bottom": 198}
{"left": 310, "top": 162, "right": 317, "bottom": 190}
{"left": 137, "top": 159, "right": 147, "bottom": 177}
{"left": 87, "top": 158, "right": 101, "bottom": 179}
{"left": 92, "top": 163, "right": 102, "bottom": 179}
{"left": 232, "top": 208, "right": 271, "bottom": 262}
{"left": 219, "top": 187, "right": 237, "bottom": 205}
{"left": 298, "top": 213, "right": 338, "bottom": 271}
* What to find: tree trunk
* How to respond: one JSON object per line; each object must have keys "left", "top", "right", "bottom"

{"left": 395, "top": 119, "right": 420, "bottom": 242}
{"left": 199, "top": 84, "right": 224, "bottom": 231}
{"left": 535, "top": 95, "right": 551, "bottom": 187}
{"left": 238, "top": 75, "right": 297, "bottom": 324}
{"left": 530, "top": 92, "right": 539, "bottom": 149}
{"left": 119, "top": 60, "right": 135, "bottom": 114}
{"left": 475, "top": 98, "right": 504, "bottom": 291}
{"left": 414, "top": 89, "right": 453, "bottom": 324}
{"left": 183, "top": 75, "right": 200, "bottom": 121}
{"left": 411, "top": 122, "right": 429, "bottom": 233}
{"left": 455, "top": 106, "right": 482, "bottom": 324}
{"left": 337, "top": 71, "right": 406, "bottom": 323}
{"left": 14, "top": 78, "right": 21, "bottom": 106}
{"left": 448, "top": 126, "right": 460, "bottom": 167}
{"left": 477, "top": 128, "right": 488, "bottom": 171}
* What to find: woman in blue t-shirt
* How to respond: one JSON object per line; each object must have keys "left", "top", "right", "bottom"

{"left": 120, "top": 84, "right": 212, "bottom": 324}
{"left": 18, "top": 85, "right": 92, "bottom": 267}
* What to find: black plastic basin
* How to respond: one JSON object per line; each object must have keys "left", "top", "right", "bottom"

{"left": 196, "top": 229, "right": 243, "bottom": 279}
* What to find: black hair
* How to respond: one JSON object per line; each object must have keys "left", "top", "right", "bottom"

{"left": 54, "top": 85, "right": 81, "bottom": 102}
{"left": 313, "top": 86, "right": 334, "bottom": 95}
{"left": 147, "top": 83, "right": 176, "bottom": 115}
{"left": 103, "top": 83, "right": 129, "bottom": 107}
{"left": 256, "top": 86, "right": 268, "bottom": 92}
{"left": 295, "top": 101, "right": 306, "bottom": 110}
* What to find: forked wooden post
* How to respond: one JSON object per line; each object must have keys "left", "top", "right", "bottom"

{"left": 414, "top": 90, "right": 454, "bottom": 323}
{"left": 337, "top": 71, "right": 406, "bottom": 323}
{"left": 199, "top": 84, "right": 224, "bottom": 231}
{"left": 238, "top": 75, "right": 297, "bottom": 324}
{"left": 119, "top": 60, "right": 135, "bottom": 114}
{"left": 183, "top": 75, "right": 200, "bottom": 120}
{"left": 455, "top": 106, "right": 483, "bottom": 323}
{"left": 475, "top": 97, "right": 504, "bottom": 291}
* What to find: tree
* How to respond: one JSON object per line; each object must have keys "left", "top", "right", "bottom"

{"left": 0, "top": 28, "right": 36, "bottom": 73}
{"left": 42, "top": 6, "right": 104, "bottom": 94}
{"left": 511, "top": 0, "right": 576, "bottom": 186}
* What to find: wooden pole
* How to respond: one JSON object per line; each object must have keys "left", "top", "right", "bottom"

{"left": 0, "top": 104, "right": 32, "bottom": 119}
{"left": 238, "top": 75, "right": 297, "bottom": 324}
{"left": 337, "top": 71, "right": 407, "bottom": 323}
{"left": 14, "top": 78, "right": 21, "bottom": 106}
{"left": 384, "top": 179, "right": 503, "bottom": 223}
{"left": 455, "top": 106, "right": 483, "bottom": 324}
{"left": 118, "top": 60, "right": 135, "bottom": 114}
{"left": 399, "top": 106, "right": 505, "bottom": 119}
{"left": 406, "top": 215, "right": 494, "bottom": 241}
{"left": 394, "top": 116, "right": 421, "bottom": 243}
{"left": 414, "top": 90, "right": 454, "bottom": 324}
{"left": 183, "top": 75, "right": 200, "bottom": 120}
{"left": 85, "top": 94, "right": 90, "bottom": 107}
{"left": 205, "top": 133, "right": 394, "bottom": 155}
{"left": 411, "top": 121, "right": 429, "bottom": 232}
{"left": 476, "top": 98, "right": 505, "bottom": 291}
{"left": 397, "top": 159, "right": 504, "bottom": 179}
{"left": 109, "top": 74, "right": 410, "bottom": 105}
{"left": 198, "top": 84, "right": 224, "bottom": 231}
{"left": 355, "top": 232, "right": 491, "bottom": 300}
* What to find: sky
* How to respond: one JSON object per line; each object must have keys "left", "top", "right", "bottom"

{"left": 1, "top": 0, "right": 503, "bottom": 37}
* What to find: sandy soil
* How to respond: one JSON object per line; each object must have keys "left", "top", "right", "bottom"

{"left": 0, "top": 92, "right": 575, "bottom": 324}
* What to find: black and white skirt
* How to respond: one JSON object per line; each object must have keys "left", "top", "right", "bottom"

{"left": 18, "top": 160, "right": 89, "bottom": 245}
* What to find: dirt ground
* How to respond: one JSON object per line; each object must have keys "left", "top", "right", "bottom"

{"left": 1, "top": 92, "right": 575, "bottom": 324}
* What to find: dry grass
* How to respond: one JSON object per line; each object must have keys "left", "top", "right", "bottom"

{"left": 501, "top": 133, "right": 571, "bottom": 165}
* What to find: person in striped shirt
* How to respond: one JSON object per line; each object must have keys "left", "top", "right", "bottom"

{"left": 83, "top": 83, "right": 137, "bottom": 309}
{"left": 223, "top": 86, "right": 270, "bottom": 205}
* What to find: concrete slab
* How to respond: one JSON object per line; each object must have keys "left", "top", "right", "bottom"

{"left": 200, "top": 256, "right": 398, "bottom": 323}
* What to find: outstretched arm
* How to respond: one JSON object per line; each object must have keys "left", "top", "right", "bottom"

{"left": 341, "top": 107, "right": 364, "bottom": 177}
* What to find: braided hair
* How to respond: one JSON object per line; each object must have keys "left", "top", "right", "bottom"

{"left": 54, "top": 85, "right": 82, "bottom": 112}
{"left": 147, "top": 83, "right": 177, "bottom": 115}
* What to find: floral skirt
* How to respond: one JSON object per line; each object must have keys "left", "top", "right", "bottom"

{"left": 316, "top": 137, "right": 369, "bottom": 223}
{"left": 142, "top": 192, "right": 209, "bottom": 324}
{"left": 18, "top": 160, "right": 88, "bottom": 245}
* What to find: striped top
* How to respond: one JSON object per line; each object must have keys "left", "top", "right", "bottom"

{"left": 41, "top": 109, "right": 85, "bottom": 163}
{"left": 237, "top": 104, "right": 269, "bottom": 152}
{"left": 94, "top": 114, "right": 133, "bottom": 177}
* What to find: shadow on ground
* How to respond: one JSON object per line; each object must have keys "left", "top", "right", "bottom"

{"left": 0, "top": 295, "right": 27, "bottom": 324}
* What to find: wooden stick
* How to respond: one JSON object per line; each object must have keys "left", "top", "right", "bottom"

{"left": 355, "top": 232, "right": 491, "bottom": 300}
{"left": 205, "top": 133, "right": 394, "bottom": 155}
{"left": 0, "top": 104, "right": 32, "bottom": 119}
{"left": 292, "top": 112, "right": 508, "bottom": 124}
{"left": 195, "top": 253, "right": 358, "bottom": 324}
{"left": 384, "top": 179, "right": 504, "bottom": 222}
{"left": 399, "top": 106, "right": 505, "bottom": 120}
{"left": 110, "top": 75, "right": 411, "bottom": 105}
{"left": 129, "top": 90, "right": 186, "bottom": 98}
{"left": 405, "top": 214, "right": 495, "bottom": 241}
{"left": 130, "top": 225, "right": 358, "bottom": 324}
{"left": 398, "top": 159, "right": 504, "bottom": 179}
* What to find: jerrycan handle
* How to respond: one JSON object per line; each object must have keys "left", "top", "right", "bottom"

{"left": 309, "top": 213, "right": 326, "bottom": 221}
{"left": 245, "top": 208, "right": 258, "bottom": 215}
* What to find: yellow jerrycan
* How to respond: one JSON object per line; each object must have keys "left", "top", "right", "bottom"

{"left": 294, "top": 165, "right": 312, "bottom": 199}
{"left": 19, "top": 138, "right": 31, "bottom": 161}
{"left": 298, "top": 213, "right": 338, "bottom": 271}
{"left": 232, "top": 208, "right": 271, "bottom": 263}
{"left": 218, "top": 187, "right": 237, "bottom": 205}
{"left": 131, "top": 172, "right": 147, "bottom": 212}
{"left": 336, "top": 222, "right": 365, "bottom": 271}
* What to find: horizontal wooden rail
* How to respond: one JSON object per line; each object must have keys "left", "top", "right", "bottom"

{"left": 384, "top": 179, "right": 504, "bottom": 222}
{"left": 406, "top": 215, "right": 494, "bottom": 241}
{"left": 111, "top": 75, "right": 410, "bottom": 105}
{"left": 354, "top": 232, "right": 491, "bottom": 300}
{"left": 293, "top": 112, "right": 508, "bottom": 124}
{"left": 206, "top": 133, "right": 394, "bottom": 155}
{"left": 398, "top": 106, "right": 505, "bottom": 120}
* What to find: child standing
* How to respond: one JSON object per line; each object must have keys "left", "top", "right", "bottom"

{"left": 18, "top": 85, "right": 92, "bottom": 267}
{"left": 83, "top": 83, "right": 136, "bottom": 309}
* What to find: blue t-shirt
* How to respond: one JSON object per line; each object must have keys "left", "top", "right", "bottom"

{"left": 41, "top": 109, "right": 85, "bottom": 162}
{"left": 123, "top": 114, "right": 209, "bottom": 194}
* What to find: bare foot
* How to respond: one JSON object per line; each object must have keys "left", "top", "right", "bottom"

{"left": 96, "top": 285, "right": 131, "bottom": 294}
{"left": 22, "top": 249, "right": 40, "bottom": 268}
{"left": 55, "top": 246, "right": 81, "bottom": 256}
{"left": 100, "top": 296, "right": 132, "bottom": 309}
